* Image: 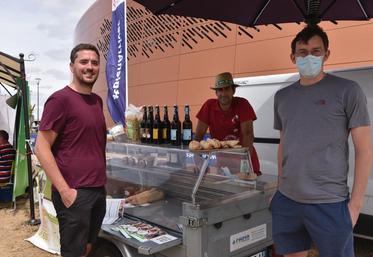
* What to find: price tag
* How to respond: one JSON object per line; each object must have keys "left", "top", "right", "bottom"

{"left": 151, "top": 234, "right": 178, "bottom": 244}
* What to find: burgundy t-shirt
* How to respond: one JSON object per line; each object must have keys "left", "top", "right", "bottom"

{"left": 196, "top": 97, "right": 260, "bottom": 173}
{"left": 39, "top": 86, "right": 107, "bottom": 189}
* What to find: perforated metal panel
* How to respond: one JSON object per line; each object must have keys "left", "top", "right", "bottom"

{"left": 126, "top": 3, "right": 262, "bottom": 60}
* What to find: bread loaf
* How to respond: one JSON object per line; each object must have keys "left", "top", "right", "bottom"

{"left": 126, "top": 188, "right": 164, "bottom": 205}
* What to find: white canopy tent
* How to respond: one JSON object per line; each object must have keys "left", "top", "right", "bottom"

{"left": 0, "top": 51, "right": 22, "bottom": 144}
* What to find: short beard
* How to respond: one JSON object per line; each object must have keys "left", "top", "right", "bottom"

{"left": 219, "top": 96, "right": 231, "bottom": 106}
{"left": 78, "top": 77, "right": 97, "bottom": 88}
{"left": 81, "top": 81, "right": 95, "bottom": 88}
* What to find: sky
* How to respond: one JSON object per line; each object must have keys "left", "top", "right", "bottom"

{"left": 0, "top": 0, "right": 97, "bottom": 121}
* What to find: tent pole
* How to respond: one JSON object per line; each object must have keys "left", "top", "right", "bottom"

{"left": 19, "top": 53, "right": 40, "bottom": 226}
{"left": 0, "top": 81, "right": 13, "bottom": 96}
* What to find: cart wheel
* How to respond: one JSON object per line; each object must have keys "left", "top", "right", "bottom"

{"left": 90, "top": 239, "right": 123, "bottom": 257}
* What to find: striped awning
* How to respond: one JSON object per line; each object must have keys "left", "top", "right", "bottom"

{"left": 0, "top": 51, "right": 21, "bottom": 89}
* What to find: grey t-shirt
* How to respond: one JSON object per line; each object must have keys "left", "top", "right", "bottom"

{"left": 274, "top": 74, "right": 370, "bottom": 203}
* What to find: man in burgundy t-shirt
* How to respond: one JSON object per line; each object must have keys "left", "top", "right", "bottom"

{"left": 35, "top": 44, "right": 106, "bottom": 257}
{"left": 39, "top": 86, "right": 107, "bottom": 189}
{"left": 195, "top": 72, "right": 260, "bottom": 174}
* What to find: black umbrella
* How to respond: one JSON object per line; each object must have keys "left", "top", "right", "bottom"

{"left": 133, "top": 0, "right": 373, "bottom": 26}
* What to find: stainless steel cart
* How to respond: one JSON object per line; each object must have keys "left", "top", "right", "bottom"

{"left": 99, "top": 142, "right": 277, "bottom": 257}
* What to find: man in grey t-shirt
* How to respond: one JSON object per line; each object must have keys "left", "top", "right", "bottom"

{"left": 271, "top": 25, "right": 372, "bottom": 257}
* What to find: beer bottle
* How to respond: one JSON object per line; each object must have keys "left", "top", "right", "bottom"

{"left": 145, "top": 106, "right": 154, "bottom": 144}
{"left": 182, "top": 105, "right": 193, "bottom": 145}
{"left": 140, "top": 106, "right": 147, "bottom": 143}
{"left": 152, "top": 105, "right": 162, "bottom": 144}
{"left": 162, "top": 105, "right": 171, "bottom": 144}
{"left": 170, "top": 105, "right": 181, "bottom": 146}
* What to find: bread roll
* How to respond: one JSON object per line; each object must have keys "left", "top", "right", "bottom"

{"left": 189, "top": 140, "right": 201, "bottom": 150}
{"left": 207, "top": 138, "right": 222, "bottom": 149}
{"left": 226, "top": 140, "right": 239, "bottom": 147}
{"left": 200, "top": 140, "right": 213, "bottom": 150}
{"left": 221, "top": 141, "right": 230, "bottom": 148}
{"left": 215, "top": 139, "right": 222, "bottom": 148}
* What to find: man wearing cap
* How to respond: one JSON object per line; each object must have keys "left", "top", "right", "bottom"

{"left": 194, "top": 72, "right": 260, "bottom": 175}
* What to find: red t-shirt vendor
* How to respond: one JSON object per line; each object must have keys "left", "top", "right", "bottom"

{"left": 194, "top": 72, "right": 261, "bottom": 175}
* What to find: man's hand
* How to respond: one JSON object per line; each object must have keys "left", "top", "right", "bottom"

{"left": 348, "top": 201, "right": 361, "bottom": 227}
{"left": 60, "top": 188, "right": 77, "bottom": 208}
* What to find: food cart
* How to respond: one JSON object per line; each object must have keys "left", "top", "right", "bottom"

{"left": 97, "top": 142, "right": 277, "bottom": 257}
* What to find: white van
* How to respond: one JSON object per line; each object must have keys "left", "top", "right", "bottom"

{"left": 235, "top": 66, "right": 373, "bottom": 240}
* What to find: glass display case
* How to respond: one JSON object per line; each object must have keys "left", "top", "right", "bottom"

{"left": 103, "top": 142, "right": 276, "bottom": 257}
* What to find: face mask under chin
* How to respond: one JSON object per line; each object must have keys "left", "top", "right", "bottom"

{"left": 296, "top": 55, "right": 324, "bottom": 79}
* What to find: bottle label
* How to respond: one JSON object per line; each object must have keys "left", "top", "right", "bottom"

{"left": 171, "top": 129, "right": 177, "bottom": 140}
{"left": 183, "top": 129, "right": 192, "bottom": 140}
{"left": 141, "top": 128, "right": 146, "bottom": 138}
{"left": 153, "top": 129, "right": 158, "bottom": 139}
{"left": 146, "top": 128, "right": 151, "bottom": 139}
{"left": 162, "top": 128, "right": 167, "bottom": 139}
{"left": 240, "top": 160, "right": 250, "bottom": 174}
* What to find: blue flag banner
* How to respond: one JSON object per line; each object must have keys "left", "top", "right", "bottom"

{"left": 106, "top": 0, "right": 127, "bottom": 125}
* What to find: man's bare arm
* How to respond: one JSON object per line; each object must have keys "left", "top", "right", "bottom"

{"left": 240, "top": 120, "right": 254, "bottom": 153}
{"left": 194, "top": 120, "right": 208, "bottom": 141}
{"left": 349, "top": 125, "right": 373, "bottom": 226}
{"left": 35, "top": 130, "right": 77, "bottom": 208}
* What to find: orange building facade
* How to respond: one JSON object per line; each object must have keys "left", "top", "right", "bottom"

{"left": 74, "top": 0, "right": 373, "bottom": 127}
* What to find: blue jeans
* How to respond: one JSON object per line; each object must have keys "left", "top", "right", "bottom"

{"left": 271, "top": 191, "right": 354, "bottom": 257}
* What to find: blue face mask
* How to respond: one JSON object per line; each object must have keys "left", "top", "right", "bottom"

{"left": 295, "top": 55, "right": 324, "bottom": 78}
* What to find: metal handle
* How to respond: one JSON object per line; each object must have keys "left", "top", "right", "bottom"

{"left": 191, "top": 152, "right": 211, "bottom": 205}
